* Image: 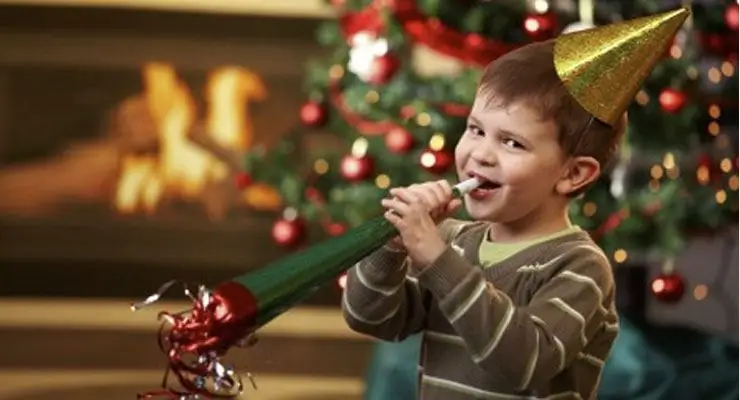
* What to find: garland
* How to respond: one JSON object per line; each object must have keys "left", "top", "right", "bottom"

{"left": 340, "top": 1, "right": 521, "bottom": 67}
{"left": 391, "top": 0, "right": 521, "bottom": 67}
{"left": 328, "top": 79, "right": 470, "bottom": 136}
{"left": 328, "top": 80, "right": 401, "bottom": 135}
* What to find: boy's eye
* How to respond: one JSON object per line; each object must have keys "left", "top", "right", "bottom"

{"left": 467, "top": 124, "right": 484, "bottom": 136}
{"left": 503, "top": 138, "right": 524, "bottom": 149}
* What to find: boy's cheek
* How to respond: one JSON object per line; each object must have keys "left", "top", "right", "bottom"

{"left": 454, "top": 141, "right": 469, "bottom": 166}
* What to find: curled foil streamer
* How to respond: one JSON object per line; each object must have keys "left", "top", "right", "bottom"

{"left": 131, "top": 280, "right": 257, "bottom": 399}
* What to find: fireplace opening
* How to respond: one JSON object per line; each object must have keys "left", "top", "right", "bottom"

{"left": 0, "top": 5, "right": 340, "bottom": 306}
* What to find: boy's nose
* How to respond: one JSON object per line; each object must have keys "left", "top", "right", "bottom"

{"left": 470, "top": 143, "right": 497, "bottom": 167}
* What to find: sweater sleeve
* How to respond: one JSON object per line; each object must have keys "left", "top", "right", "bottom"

{"left": 341, "top": 219, "right": 472, "bottom": 341}
{"left": 415, "top": 242, "right": 615, "bottom": 390}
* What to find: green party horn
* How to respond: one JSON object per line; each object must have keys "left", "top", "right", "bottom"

{"left": 130, "top": 177, "right": 481, "bottom": 399}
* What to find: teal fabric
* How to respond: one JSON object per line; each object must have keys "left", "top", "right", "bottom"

{"left": 364, "top": 334, "right": 421, "bottom": 400}
{"left": 363, "top": 315, "right": 739, "bottom": 400}
{"left": 598, "top": 316, "right": 739, "bottom": 400}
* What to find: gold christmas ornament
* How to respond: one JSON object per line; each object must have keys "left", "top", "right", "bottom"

{"left": 554, "top": 7, "right": 691, "bottom": 126}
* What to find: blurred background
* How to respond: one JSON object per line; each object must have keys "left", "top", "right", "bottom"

{"left": 0, "top": 0, "right": 736, "bottom": 399}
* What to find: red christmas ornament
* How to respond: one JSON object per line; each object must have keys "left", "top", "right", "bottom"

{"left": 300, "top": 101, "right": 328, "bottom": 127}
{"left": 650, "top": 273, "right": 686, "bottom": 303}
{"left": 305, "top": 187, "right": 322, "bottom": 202}
{"left": 385, "top": 127, "right": 415, "bottom": 154}
{"left": 420, "top": 148, "right": 453, "bottom": 175}
{"left": 367, "top": 52, "right": 400, "bottom": 85}
{"left": 340, "top": 154, "right": 374, "bottom": 182}
{"left": 658, "top": 88, "right": 686, "bottom": 113}
{"left": 700, "top": 33, "right": 727, "bottom": 55}
{"left": 325, "top": 222, "right": 347, "bottom": 236}
{"left": 271, "top": 215, "right": 306, "bottom": 248}
{"left": 726, "top": 3, "right": 739, "bottom": 31}
{"left": 234, "top": 172, "right": 253, "bottom": 189}
{"left": 523, "top": 12, "right": 558, "bottom": 41}
{"left": 400, "top": 105, "right": 417, "bottom": 119}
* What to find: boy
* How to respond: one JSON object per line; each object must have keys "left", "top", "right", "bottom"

{"left": 341, "top": 8, "right": 689, "bottom": 400}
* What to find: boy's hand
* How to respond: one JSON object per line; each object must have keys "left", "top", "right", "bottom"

{"left": 381, "top": 180, "right": 462, "bottom": 267}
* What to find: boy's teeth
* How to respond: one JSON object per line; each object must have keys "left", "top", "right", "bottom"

{"left": 477, "top": 181, "right": 501, "bottom": 190}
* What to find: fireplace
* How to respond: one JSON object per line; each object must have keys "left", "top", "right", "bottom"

{"left": 0, "top": 5, "right": 341, "bottom": 304}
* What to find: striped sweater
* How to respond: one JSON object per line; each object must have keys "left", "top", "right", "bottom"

{"left": 342, "top": 219, "right": 619, "bottom": 400}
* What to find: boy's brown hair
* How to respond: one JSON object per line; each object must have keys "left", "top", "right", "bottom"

{"left": 477, "top": 40, "right": 628, "bottom": 196}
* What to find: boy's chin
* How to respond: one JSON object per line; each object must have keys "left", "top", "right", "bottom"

{"left": 464, "top": 202, "right": 501, "bottom": 222}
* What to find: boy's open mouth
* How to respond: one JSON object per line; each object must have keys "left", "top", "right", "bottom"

{"left": 467, "top": 173, "right": 501, "bottom": 199}
{"left": 468, "top": 173, "right": 501, "bottom": 190}
{"left": 477, "top": 180, "right": 501, "bottom": 190}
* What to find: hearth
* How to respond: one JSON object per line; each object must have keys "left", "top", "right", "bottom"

{"left": 0, "top": 5, "right": 340, "bottom": 304}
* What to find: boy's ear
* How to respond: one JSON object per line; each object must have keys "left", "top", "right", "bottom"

{"left": 556, "top": 156, "right": 601, "bottom": 195}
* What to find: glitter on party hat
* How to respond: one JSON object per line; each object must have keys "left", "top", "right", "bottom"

{"left": 554, "top": 7, "right": 691, "bottom": 126}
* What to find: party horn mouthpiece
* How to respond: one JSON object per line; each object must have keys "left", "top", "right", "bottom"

{"left": 452, "top": 177, "right": 482, "bottom": 197}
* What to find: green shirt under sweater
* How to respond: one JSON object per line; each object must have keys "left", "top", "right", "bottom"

{"left": 342, "top": 219, "right": 619, "bottom": 400}
{"left": 478, "top": 225, "right": 582, "bottom": 267}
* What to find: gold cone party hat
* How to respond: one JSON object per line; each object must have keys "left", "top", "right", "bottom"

{"left": 554, "top": 7, "right": 691, "bottom": 126}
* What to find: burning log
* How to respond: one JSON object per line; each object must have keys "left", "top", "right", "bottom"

{"left": 186, "top": 122, "right": 243, "bottom": 172}
{"left": 0, "top": 138, "right": 121, "bottom": 217}
{"left": 110, "top": 63, "right": 279, "bottom": 219}
{"left": 107, "top": 95, "right": 160, "bottom": 155}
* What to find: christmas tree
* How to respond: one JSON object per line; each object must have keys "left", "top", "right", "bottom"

{"left": 239, "top": 0, "right": 738, "bottom": 293}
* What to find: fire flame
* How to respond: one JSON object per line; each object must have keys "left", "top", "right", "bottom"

{"left": 114, "top": 62, "right": 280, "bottom": 217}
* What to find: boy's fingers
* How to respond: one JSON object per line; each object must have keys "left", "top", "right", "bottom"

{"left": 392, "top": 187, "right": 423, "bottom": 208}
{"left": 446, "top": 199, "right": 462, "bottom": 213}
{"left": 434, "top": 180, "right": 453, "bottom": 198}
{"left": 384, "top": 210, "right": 404, "bottom": 228}
{"left": 408, "top": 186, "right": 437, "bottom": 210}
{"left": 381, "top": 198, "right": 412, "bottom": 216}
{"left": 426, "top": 181, "right": 450, "bottom": 208}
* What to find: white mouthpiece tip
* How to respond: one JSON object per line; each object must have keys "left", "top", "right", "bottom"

{"left": 453, "top": 177, "right": 481, "bottom": 195}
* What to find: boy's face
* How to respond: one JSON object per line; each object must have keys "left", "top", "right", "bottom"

{"left": 455, "top": 96, "right": 571, "bottom": 224}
